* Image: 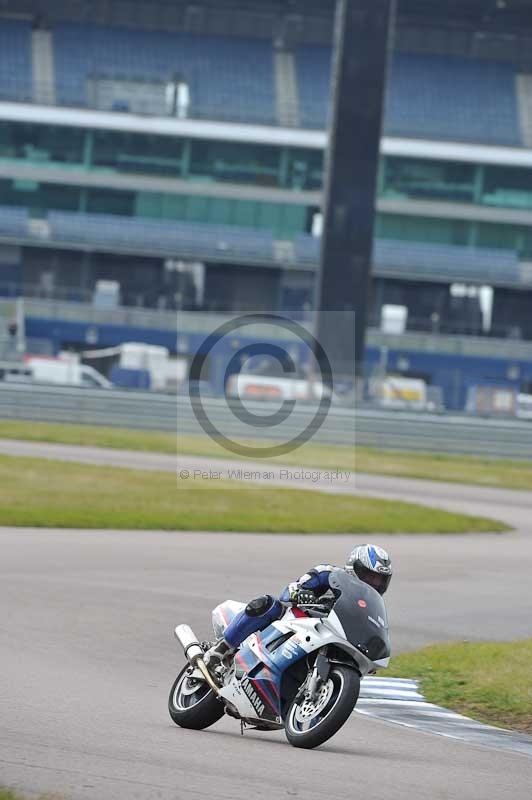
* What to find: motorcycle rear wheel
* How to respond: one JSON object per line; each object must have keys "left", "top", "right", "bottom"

{"left": 285, "top": 665, "right": 360, "bottom": 749}
{"left": 168, "top": 665, "right": 224, "bottom": 730}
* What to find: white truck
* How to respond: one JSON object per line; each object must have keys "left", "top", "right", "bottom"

{"left": 225, "top": 372, "right": 330, "bottom": 403}
{"left": 369, "top": 376, "right": 429, "bottom": 411}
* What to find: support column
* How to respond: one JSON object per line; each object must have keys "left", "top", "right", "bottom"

{"left": 315, "top": 0, "right": 396, "bottom": 380}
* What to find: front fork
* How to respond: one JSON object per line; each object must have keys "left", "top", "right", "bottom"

{"left": 297, "top": 648, "right": 331, "bottom": 703}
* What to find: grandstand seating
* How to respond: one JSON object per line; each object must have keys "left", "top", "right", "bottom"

{"left": 0, "top": 206, "right": 523, "bottom": 286}
{"left": 374, "top": 238, "right": 521, "bottom": 284}
{"left": 0, "top": 18, "right": 521, "bottom": 145}
{"left": 0, "top": 20, "right": 33, "bottom": 103}
{"left": 0, "top": 203, "right": 276, "bottom": 263}
{"left": 296, "top": 47, "right": 521, "bottom": 146}
{"left": 47, "top": 211, "right": 275, "bottom": 263}
{"left": 0, "top": 203, "right": 520, "bottom": 286}
{"left": 52, "top": 23, "right": 276, "bottom": 124}
{"left": 295, "top": 233, "right": 521, "bottom": 284}
{"left": 387, "top": 55, "right": 520, "bottom": 146}
{"left": 0, "top": 206, "right": 29, "bottom": 238}
{"left": 294, "top": 233, "right": 320, "bottom": 265}
{"left": 295, "top": 45, "right": 333, "bottom": 131}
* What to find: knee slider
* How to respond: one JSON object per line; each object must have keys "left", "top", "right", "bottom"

{"left": 245, "top": 594, "right": 275, "bottom": 618}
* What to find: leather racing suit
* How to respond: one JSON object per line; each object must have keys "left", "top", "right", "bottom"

{"left": 223, "top": 565, "right": 338, "bottom": 649}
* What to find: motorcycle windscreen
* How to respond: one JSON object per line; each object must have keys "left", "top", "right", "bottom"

{"left": 328, "top": 570, "right": 391, "bottom": 662}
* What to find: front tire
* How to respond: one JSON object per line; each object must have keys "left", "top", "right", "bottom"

{"left": 285, "top": 665, "right": 360, "bottom": 749}
{"left": 168, "top": 665, "right": 224, "bottom": 730}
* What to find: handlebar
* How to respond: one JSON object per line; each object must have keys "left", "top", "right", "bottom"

{"left": 296, "top": 603, "right": 331, "bottom": 614}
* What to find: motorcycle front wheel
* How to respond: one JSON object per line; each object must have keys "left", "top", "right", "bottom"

{"left": 285, "top": 665, "right": 360, "bottom": 749}
{"left": 168, "top": 665, "right": 224, "bottom": 730}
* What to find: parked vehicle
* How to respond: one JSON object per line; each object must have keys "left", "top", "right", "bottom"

{"left": 517, "top": 393, "right": 532, "bottom": 421}
{"left": 22, "top": 357, "right": 112, "bottom": 388}
{"left": 369, "top": 376, "right": 428, "bottom": 411}
{"left": 226, "top": 372, "right": 330, "bottom": 403}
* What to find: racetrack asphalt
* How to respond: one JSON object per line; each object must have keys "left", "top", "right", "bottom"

{"left": 1, "top": 439, "right": 532, "bottom": 799}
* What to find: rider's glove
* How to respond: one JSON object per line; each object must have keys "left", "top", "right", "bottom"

{"left": 293, "top": 589, "right": 317, "bottom": 606}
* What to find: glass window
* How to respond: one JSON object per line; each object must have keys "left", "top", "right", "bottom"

{"left": 86, "top": 188, "right": 134, "bottom": 216}
{"left": 189, "top": 140, "right": 279, "bottom": 187}
{"left": 482, "top": 166, "right": 532, "bottom": 210}
{"left": 477, "top": 222, "right": 521, "bottom": 252}
{"left": 284, "top": 149, "right": 324, "bottom": 191}
{"left": 161, "top": 194, "right": 188, "bottom": 221}
{"left": 376, "top": 214, "right": 470, "bottom": 245}
{"left": 522, "top": 229, "right": 532, "bottom": 259}
{"left": 233, "top": 201, "right": 257, "bottom": 227}
{"left": 207, "top": 197, "right": 232, "bottom": 224}
{"left": 277, "top": 205, "right": 307, "bottom": 238}
{"left": 383, "top": 157, "right": 475, "bottom": 204}
{"left": 92, "top": 130, "right": 184, "bottom": 178}
{"left": 0, "top": 179, "right": 80, "bottom": 212}
{"left": 185, "top": 195, "right": 209, "bottom": 223}
{"left": 0, "top": 121, "right": 84, "bottom": 166}
{"left": 135, "top": 192, "right": 163, "bottom": 218}
{"left": 81, "top": 372, "right": 100, "bottom": 387}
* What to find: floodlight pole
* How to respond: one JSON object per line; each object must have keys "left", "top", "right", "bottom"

{"left": 315, "top": 0, "right": 396, "bottom": 385}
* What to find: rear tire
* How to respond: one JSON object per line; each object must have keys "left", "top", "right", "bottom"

{"left": 285, "top": 665, "right": 360, "bottom": 749}
{"left": 168, "top": 665, "right": 224, "bottom": 730}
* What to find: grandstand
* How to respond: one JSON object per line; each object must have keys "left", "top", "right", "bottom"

{"left": 1, "top": 0, "right": 532, "bottom": 408}
{"left": 0, "top": 17, "right": 527, "bottom": 142}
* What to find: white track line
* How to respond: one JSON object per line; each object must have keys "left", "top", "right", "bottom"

{"left": 357, "top": 677, "right": 532, "bottom": 757}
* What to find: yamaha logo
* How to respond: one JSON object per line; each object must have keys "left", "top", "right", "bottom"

{"left": 241, "top": 678, "right": 265, "bottom": 717}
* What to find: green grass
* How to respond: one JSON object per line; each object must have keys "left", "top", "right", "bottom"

{"left": 0, "top": 790, "right": 58, "bottom": 800}
{"left": 0, "top": 454, "right": 508, "bottom": 533}
{"left": 387, "top": 640, "right": 532, "bottom": 733}
{"left": 1, "top": 419, "right": 532, "bottom": 491}
{"left": 0, "top": 791, "right": 52, "bottom": 800}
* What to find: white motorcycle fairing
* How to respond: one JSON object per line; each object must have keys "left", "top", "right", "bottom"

{"left": 211, "top": 602, "right": 383, "bottom": 726}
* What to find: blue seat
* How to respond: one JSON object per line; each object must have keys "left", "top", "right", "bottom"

{"left": 294, "top": 232, "right": 520, "bottom": 284}
{"left": 295, "top": 47, "right": 521, "bottom": 145}
{"left": 0, "top": 206, "right": 29, "bottom": 238}
{"left": 386, "top": 54, "right": 520, "bottom": 146}
{"left": 47, "top": 211, "right": 275, "bottom": 262}
{"left": 374, "top": 239, "right": 521, "bottom": 284}
{"left": 0, "top": 21, "right": 33, "bottom": 103}
{"left": 53, "top": 23, "right": 275, "bottom": 124}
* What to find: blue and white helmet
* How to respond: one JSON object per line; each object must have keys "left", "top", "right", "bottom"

{"left": 346, "top": 544, "right": 392, "bottom": 595}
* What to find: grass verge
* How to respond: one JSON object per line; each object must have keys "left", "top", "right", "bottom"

{"left": 387, "top": 640, "right": 532, "bottom": 733}
{"left": 0, "top": 791, "right": 57, "bottom": 800}
{"left": 0, "top": 791, "right": 50, "bottom": 800}
{"left": 1, "top": 419, "right": 532, "bottom": 491}
{"left": 0, "top": 454, "right": 507, "bottom": 533}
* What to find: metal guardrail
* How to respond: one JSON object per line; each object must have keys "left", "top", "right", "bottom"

{"left": 1, "top": 383, "right": 532, "bottom": 460}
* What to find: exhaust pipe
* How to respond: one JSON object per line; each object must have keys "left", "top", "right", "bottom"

{"left": 174, "top": 624, "right": 220, "bottom": 695}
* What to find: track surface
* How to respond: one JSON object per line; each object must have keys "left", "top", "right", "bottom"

{"left": 1, "top": 439, "right": 532, "bottom": 799}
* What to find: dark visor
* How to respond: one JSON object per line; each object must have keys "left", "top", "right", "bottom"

{"left": 355, "top": 565, "right": 391, "bottom": 595}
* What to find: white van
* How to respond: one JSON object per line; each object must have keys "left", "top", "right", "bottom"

{"left": 517, "top": 393, "right": 532, "bottom": 421}
{"left": 24, "top": 358, "right": 112, "bottom": 389}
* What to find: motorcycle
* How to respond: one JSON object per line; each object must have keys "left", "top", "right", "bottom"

{"left": 168, "top": 570, "right": 391, "bottom": 749}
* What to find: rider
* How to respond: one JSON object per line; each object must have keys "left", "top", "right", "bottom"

{"left": 205, "top": 544, "right": 392, "bottom": 670}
